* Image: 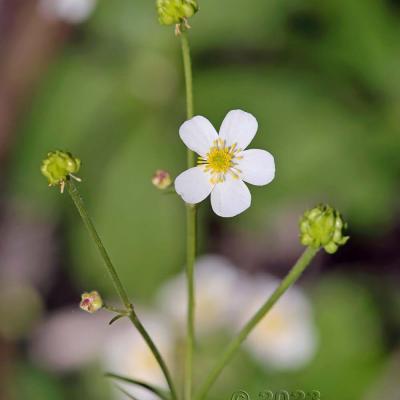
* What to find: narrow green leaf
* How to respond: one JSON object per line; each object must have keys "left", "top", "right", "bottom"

{"left": 108, "top": 314, "right": 126, "bottom": 325}
{"left": 114, "top": 384, "right": 140, "bottom": 400}
{"left": 105, "top": 373, "right": 170, "bottom": 400}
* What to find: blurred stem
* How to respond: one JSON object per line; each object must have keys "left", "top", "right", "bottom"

{"left": 66, "top": 180, "right": 178, "bottom": 400}
{"left": 195, "top": 246, "right": 319, "bottom": 400}
{"left": 181, "top": 31, "right": 197, "bottom": 400}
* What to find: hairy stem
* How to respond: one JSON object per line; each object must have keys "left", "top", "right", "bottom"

{"left": 181, "top": 31, "right": 197, "bottom": 400}
{"left": 66, "top": 180, "right": 178, "bottom": 400}
{"left": 195, "top": 246, "right": 319, "bottom": 400}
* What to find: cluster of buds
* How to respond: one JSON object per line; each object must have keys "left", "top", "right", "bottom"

{"left": 152, "top": 169, "right": 172, "bottom": 190}
{"left": 299, "top": 204, "right": 349, "bottom": 254}
{"left": 41, "top": 150, "right": 81, "bottom": 193}
{"left": 156, "top": 0, "right": 198, "bottom": 32}
{"left": 79, "top": 291, "right": 103, "bottom": 313}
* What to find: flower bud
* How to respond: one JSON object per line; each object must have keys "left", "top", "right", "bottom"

{"left": 41, "top": 150, "right": 81, "bottom": 187}
{"left": 152, "top": 169, "right": 172, "bottom": 189}
{"left": 79, "top": 291, "right": 103, "bottom": 313}
{"left": 156, "top": 0, "right": 198, "bottom": 26}
{"left": 299, "top": 204, "right": 349, "bottom": 254}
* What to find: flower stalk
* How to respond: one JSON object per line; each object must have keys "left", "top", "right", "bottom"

{"left": 195, "top": 246, "right": 319, "bottom": 400}
{"left": 67, "top": 181, "right": 131, "bottom": 308}
{"left": 180, "top": 30, "right": 196, "bottom": 400}
{"left": 66, "top": 180, "right": 178, "bottom": 400}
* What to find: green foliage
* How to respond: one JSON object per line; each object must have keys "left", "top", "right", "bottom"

{"left": 12, "top": 364, "right": 65, "bottom": 400}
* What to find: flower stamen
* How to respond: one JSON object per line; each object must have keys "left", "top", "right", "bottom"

{"left": 198, "top": 139, "right": 242, "bottom": 184}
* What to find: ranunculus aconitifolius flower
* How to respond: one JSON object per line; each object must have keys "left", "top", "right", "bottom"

{"left": 175, "top": 110, "right": 276, "bottom": 218}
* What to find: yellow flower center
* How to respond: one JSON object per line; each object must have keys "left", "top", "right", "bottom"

{"left": 207, "top": 147, "right": 233, "bottom": 173}
{"left": 198, "top": 139, "right": 242, "bottom": 184}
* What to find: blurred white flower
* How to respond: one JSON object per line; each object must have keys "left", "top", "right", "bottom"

{"left": 30, "top": 307, "right": 109, "bottom": 372}
{"left": 175, "top": 110, "right": 275, "bottom": 217}
{"left": 102, "top": 311, "right": 175, "bottom": 400}
{"left": 157, "top": 255, "right": 242, "bottom": 336}
{"left": 237, "top": 276, "right": 318, "bottom": 370}
{"left": 38, "top": 0, "right": 97, "bottom": 24}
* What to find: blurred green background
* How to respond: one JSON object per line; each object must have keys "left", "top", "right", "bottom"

{"left": 0, "top": 0, "right": 399, "bottom": 399}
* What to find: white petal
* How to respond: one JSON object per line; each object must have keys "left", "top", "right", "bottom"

{"left": 179, "top": 116, "right": 218, "bottom": 157}
{"left": 237, "top": 149, "right": 275, "bottom": 186}
{"left": 210, "top": 175, "right": 251, "bottom": 218}
{"left": 175, "top": 166, "right": 213, "bottom": 204}
{"left": 219, "top": 110, "right": 258, "bottom": 149}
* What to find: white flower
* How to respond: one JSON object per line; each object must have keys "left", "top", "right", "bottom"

{"left": 175, "top": 110, "right": 275, "bottom": 218}
{"left": 30, "top": 308, "right": 109, "bottom": 372}
{"left": 102, "top": 311, "right": 175, "bottom": 400}
{"left": 157, "top": 255, "right": 242, "bottom": 336}
{"left": 236, "top": 275, "right": 318, "bottom": 370}
{"left": 38, "top": 0, "right": 97, "bottom": 24}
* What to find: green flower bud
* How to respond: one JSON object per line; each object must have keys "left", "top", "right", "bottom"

{"left": 41, "top": 150, "right": 81, "bottom": 191}
{"left": 152, "top": 169, "right": 172, "bottom": 189}
{"left": 80, "top": 291, "right": 103, "bottom": 314}
{"left": 156, "top": 0, "right": 198, "bottom": 26}
{"left": 299, "top": 204, "right": 349, "bottom": 254}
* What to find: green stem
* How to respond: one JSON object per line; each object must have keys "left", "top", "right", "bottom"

{"left": 185, "top": 203, "right": 196, "bottom": 399}
{"left": 103, "top": 304, "right": 129, "bottom": 315}
{"left": 129, "top": 312, "right": 178, "bottom": 400}
{"left": 67, "top": 180, "right": 130, "bottom": 308}
{"left": 66, "top": 180, "right": 178, "bottom": 400}
{"left": 195, "top": 246, "right": 319, "bottom": 400}
{"left": 180, "top": 31, "right": 196, "bottom": 400}
{"left": 181, "top": 32, "right": 194, "bottom": 123}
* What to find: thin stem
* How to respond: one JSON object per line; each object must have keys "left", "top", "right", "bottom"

{"left": 181, "top": 31, "right": 197, "bottom": 400}
{"left": 181, "top": 32, "right": 194, "bottom": 122}
{"left": 185, "top": 204, "right": 196, "bottom": 399}
{"left": 129, "top": 311, "right": 178, "bottom": 400}
{"left": 195, "top": 247, "right": 319, "bottom": 400}
{"left": 103, "top": 304, "right": 129, "bottom": 314}
{"left": 66, "top": 180, "right": 130, "bottom": 308}
{"left": 66, "top": 180, "right": 178, "bottom": 400}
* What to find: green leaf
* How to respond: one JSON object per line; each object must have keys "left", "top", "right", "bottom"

{"left": 106, "top": 373, "right": 170, "bottom": 400}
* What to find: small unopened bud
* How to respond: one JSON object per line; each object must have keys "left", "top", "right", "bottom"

{"left": 156, "top": 0, "right": 198, "bottom": 26}
{"left": 41, "top": 150, "right": 81, "bottom": 192}
{"left": 79, "top": 291, "right": 103, "bottom": 313}
{"left": 152, "top": 169, "right": 172, "bottom": 189}
{"left": 299, "top": 204, "right": 349, "bottom": 254}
